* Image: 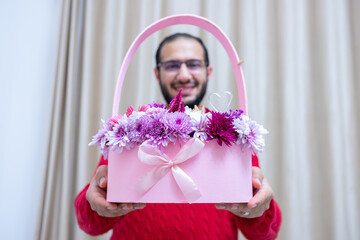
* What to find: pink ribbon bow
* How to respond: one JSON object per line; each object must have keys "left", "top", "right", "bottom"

{"left": 134, "top": 138, "right": 205, "bottom": 203}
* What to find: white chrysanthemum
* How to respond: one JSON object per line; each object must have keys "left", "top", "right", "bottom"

{"left": 233, "top": 115, "right": 268, "bottom": 153}
{"left": 128, "top": 111, "right": 145, "bottom": 120}
{"left": 189, "top": 110, "right": 211, "bottom": 142}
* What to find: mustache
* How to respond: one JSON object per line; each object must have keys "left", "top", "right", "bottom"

{"left": 170, "top": 80, "right": 198, "bottom": 88}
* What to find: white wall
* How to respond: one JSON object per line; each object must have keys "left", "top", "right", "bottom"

{"left": 0, "top": 1, "right": 61, "bottom": 239}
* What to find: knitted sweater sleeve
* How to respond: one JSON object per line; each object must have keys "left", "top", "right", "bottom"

{"left": 234, "top": 154, "right": 282, "bottom": 240}
{"left": 74, "top": 156, "right": 121, "bottom": 236}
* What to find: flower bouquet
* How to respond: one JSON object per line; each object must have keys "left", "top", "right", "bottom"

{"left": 90, "top": 89, "right": 268, "bottom": 160}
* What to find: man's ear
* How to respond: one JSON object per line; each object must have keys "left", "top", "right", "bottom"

{"left": 154, "top": 67, "right": 160, "bottom": 83}
{"left": 206, "top": 65, "right": 213, "bottom": 80}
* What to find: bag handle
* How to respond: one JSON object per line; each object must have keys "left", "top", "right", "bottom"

{"left": 112, "top": 14, "right": 247, "bottom": 116}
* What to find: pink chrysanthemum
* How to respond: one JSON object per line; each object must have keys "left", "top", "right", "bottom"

{"left": 138, "top": 104, "right": 150, "bottom": 112}
{"left": 205, "top": 112, "right": 238, "bottom": 147}
{"left": 108, "top": 115, "right": 123, "bottom": 126}
{"left": 126, "top": 105, "right": 135, "bottom": 117}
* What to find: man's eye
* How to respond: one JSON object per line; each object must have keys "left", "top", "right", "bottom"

{"left": 187, "top": 63, "right": 201, "bottom": 68}
{"left": 186, "top": 61, "right": 202, "bottom": 69}
{"left": 165, "top": 63, "right": 180, "bottom": 70}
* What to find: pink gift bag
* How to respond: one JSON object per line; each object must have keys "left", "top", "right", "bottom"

{"left": 107, "top": 15, "right": 253, "bottom": 203}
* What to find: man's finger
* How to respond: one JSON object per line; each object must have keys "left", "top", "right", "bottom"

{"left": 215, "top": 203, "right": 226, "bottom": 209}
{"left": 248, "top": 187, "right": 266, "bottom": 207}
{"left": 215, "top": 203, "right": 247, "bottom": 211}
{"left": 252, "top": 178, "right": 262, "bottom": 189}
{"left": 252, "top": 167, "right": 264, "bottom": 189}
{"left": 88, "top": 185, "right": 116, "bottom": 210}
{"left": 94, "top": 165, "right": 108, "bottom": 188}
{"left": 227, "top": 203, "right": 247, "bottom": 212}
{"left": 248, "top": 179, "right": 272, "bottom": 209}
{"left": 104, "top": 203, "right": 146, "bottom": 217}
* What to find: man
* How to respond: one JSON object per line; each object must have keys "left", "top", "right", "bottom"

{"left": 154, "top": 33, "right": 212, "bottom": 108}
{"left": 74, "top": 33, "right": 282, "bottom": 239}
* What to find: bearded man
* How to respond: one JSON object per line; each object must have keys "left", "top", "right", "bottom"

{"left": 74, "top": 33, "right": 282, "bottom": 240}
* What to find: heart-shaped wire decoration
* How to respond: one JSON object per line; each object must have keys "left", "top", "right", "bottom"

{"left": 208, "top": 91, "right": 233, "bottom": 112}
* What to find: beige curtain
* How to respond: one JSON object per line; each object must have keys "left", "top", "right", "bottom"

{"left": 36, "top": 0, "right": 89, "bottom": 239}
{"left": 37, "top": 0, "right": 360, "bottom": 239}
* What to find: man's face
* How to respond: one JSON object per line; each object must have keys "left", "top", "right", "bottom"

{"left": 154, "top": 38, "right": 212, "bottom": 107}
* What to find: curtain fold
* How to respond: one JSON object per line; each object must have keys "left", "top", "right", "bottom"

{"left": 37, "top": 0, "right": 360, "bottom": 239}
{"left": 36, "top": 0, "right": 87, "bottom": 239}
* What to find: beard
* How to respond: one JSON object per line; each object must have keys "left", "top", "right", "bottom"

{"left": 159, "top": 79, "right": 208, "bottom": 109}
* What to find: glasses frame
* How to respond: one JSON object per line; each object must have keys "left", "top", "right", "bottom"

{"left": 157, "top": 59, "right": 208, "bottom": 73}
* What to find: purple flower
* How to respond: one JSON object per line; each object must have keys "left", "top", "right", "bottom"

{"left": 227, "top": 109, "right": 244, "bottom": 119}
{"left": 233, "top": 115, "right": 268, "bottom": 153}
{"left": 89, "top": 121, "right": 111, "bottom": 147}
{"left": 162, "top": 112, "right": 192, "bottom": 143}
{"left": 128, "top": 115, "right": 151, "bottom": 143}
{"left": 149, "top": 102, "right": 166, "bottom": 108}
{"left": 89, "top": 119, "right": 114, "bottom": 159}
{"left": 143, "top": 114, "right": 174, "bottom": 152}
{"left": 107, "top": 117, "right": 132, "bottom": 153}
{"left": 205, "top": 112, "right": 238, "bottom": 147}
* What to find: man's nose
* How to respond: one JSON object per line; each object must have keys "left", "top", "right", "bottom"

{"left": 176, "top": 63, "right": 192, "bottom": 82}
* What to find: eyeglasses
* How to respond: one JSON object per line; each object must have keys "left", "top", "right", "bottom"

{"left": 157, "top": 59, "right": 207, "bottom": 72}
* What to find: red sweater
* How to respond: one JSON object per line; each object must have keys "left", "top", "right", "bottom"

{"left": 74, "top": 155, "right": 281, "bottom": 239}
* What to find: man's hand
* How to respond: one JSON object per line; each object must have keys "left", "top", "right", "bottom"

{"left": 215, "top": 167, "right": 273, "bottom": 218}
{"left": 86, "top": 165, "right": 146, "bottom": 217}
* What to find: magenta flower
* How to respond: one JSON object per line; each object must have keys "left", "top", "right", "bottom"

{"left": 168, "top": 89, "right": 185, "bottom": 113}
{"left": 205, "top": 112, "right": 238, "bottom": 147}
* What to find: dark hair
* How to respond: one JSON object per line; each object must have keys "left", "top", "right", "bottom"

{"left": 155, "top": 33, "right": 210, "bottom": 68}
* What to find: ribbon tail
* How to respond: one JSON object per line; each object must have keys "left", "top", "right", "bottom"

{"left": 134, "top": 166, "right": 170, "bottom": 195}
{"left": 171, "top": 165, "right": 202, "bottom": 203}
